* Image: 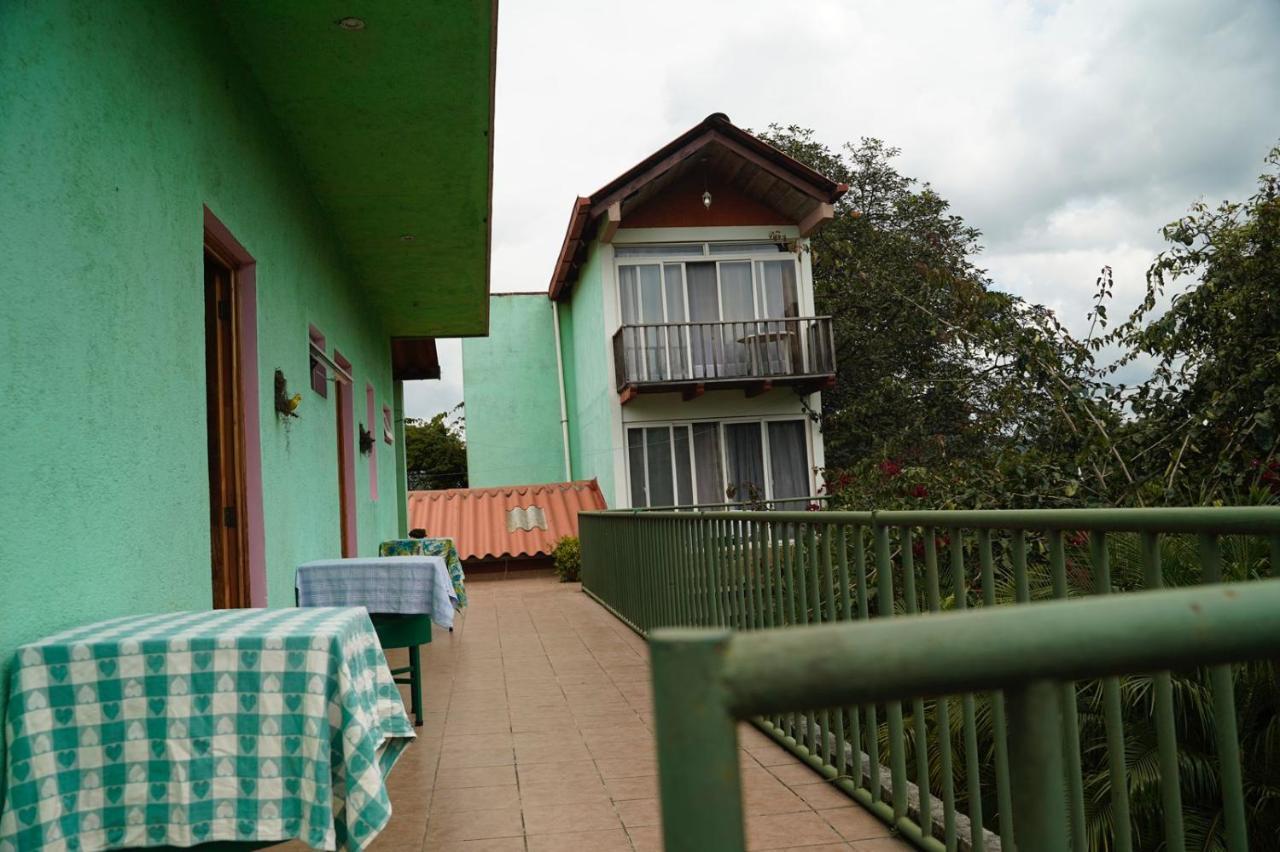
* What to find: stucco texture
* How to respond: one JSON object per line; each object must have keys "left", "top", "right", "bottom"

{"left": 560, "top": 244, "right": 618, "bottom": 502}
{"left": 462, "top": 295, "right": 567, "bottom": 487}
{"left": 0, "top": 1, "right": 403, "bottom": 775}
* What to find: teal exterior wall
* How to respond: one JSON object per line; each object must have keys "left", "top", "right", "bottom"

{"left": 462, "top": 295, "right": 567, "bottom": 487}
{"left": 0, "top": 2, "right": 405, "bottom": 772}
{"left": 561, "top": 242, "right": 617, "bottom": 503}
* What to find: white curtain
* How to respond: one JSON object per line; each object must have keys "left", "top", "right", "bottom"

{"left": 767, "top": 420, "right": 809, "bottom": 509}
{"left": 724, "top": 422, "right": 765, "bottom": 503}
{"left": 644, "top": 427, "right": 675, "bottom": 507}
{"left": 673, "top": 425, "right": 694, "bottom": 506}
{"left": 686, "top": 262, "right": 719, "bottom": 378}
{"left": 627, "top": 428, "right": 646, "bottom": 507}
{"left": 719, "top": 262, "right": 754, "bottom": 376}
{"left": 692, "top": 422, "right": 723, "bottom": 503}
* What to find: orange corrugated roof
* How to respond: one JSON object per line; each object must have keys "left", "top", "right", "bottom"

{"left": 407, "top": 480, "right": 608, "bottom": 562}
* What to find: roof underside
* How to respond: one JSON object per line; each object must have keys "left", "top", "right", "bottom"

{"left": 549, "top": 113, "right": 847, "bottom": 300}
{"left": 213, "top": 0, "right": 496, "bottom": 338}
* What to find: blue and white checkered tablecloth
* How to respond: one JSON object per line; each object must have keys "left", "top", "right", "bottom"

{"left": 295, "top": 557, "right": 457, "bottom": 629}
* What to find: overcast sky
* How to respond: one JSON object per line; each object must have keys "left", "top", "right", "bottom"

{"left": 404, "top": 0, "right": 1280, "bottom": 420}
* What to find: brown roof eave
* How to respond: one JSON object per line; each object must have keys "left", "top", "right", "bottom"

{"left": 547, "top": 113, "right": 849, "bottom": 301}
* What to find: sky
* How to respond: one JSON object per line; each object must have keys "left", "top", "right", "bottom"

{"left": 403, "top": 0, "right": 1280, "bottom": 420}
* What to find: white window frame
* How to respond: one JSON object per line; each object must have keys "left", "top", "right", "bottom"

{"left": 614, "top": 242, "right": 800, "bottom": 332}
{"left": 625, "top": 415, "right": 814, "bottom": 508}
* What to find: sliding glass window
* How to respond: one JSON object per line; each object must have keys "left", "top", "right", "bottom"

{"left": 625, "top": 417, "right": 811, "bottom": 508}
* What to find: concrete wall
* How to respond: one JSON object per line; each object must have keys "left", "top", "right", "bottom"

{"left": 561, "top": 244, "right": 619, "bottom": 504}
{"left": 462, "top": 295, "right": 567, "bottom": 487}
{"left": 0, "top": 1, "right": 403, "bottom": 771}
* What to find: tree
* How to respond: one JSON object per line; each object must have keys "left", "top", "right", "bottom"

{"left": 404, "top": 403, "right": 467, "bottom": 490}
{"left": 1105, "top": 145, "right": 1280, "bottom": 504}
{"left": 754, "top": 126, "right": 1113, "bottom": 509}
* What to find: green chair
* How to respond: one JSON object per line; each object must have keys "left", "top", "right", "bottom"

{"left": 369, "top": 613, "right": 432, "bottom": 726}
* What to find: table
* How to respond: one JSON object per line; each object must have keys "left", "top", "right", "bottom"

{"left": 0, "top": 607, "right": 414, "bottom": 852}
{"left": 378, "top": 538, "right": 468, "bottom": 609}
{"left": 296, "top": 557, "right": 458, "bottom": 727}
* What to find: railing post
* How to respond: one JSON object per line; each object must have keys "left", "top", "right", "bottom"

{"left": 1006, "top": 679, "right": 1069, "bottom": 852}
{"left": 650, "top": 628, "right": 745, "bottom": 852}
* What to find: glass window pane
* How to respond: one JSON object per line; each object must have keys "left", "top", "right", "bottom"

{"left": 663, "top": 265, "right": 686, "bottom": 322}
{"left": 708, "top": 242, "right": 785, "bottom": 255}
{"left": 756, "top": 260, "right": 799, "bottom": 318}
{"left": 718, "top": 261, "right": 754, "bottom": 320}
{"left": 627, "top": 428, "right": 647, "bottom": 507}
{"left": 619, "top": 266, "right": 639, "bottom": 324}
{"left": 635, "top": 265, "right": 664, "bottom": 379}
{"left": 645, "top": 427, "right": 675, "bottom": 508}
{"left": 767, "top": 420, "right": 809, "bottom": 507}
{"left": 687, "top": 263, "right": 719, "bottom": 379}
{"left": 724, "top": 422, "right": 766, "bottom": 503}
{"left": 615, "top": 243, "right": 705, "bottom": 257}
{"left": 673, "top": 426, "right": 693, "bottom": 506}
{"left": 692, "top": 422, "right": 723, "bottom": 504}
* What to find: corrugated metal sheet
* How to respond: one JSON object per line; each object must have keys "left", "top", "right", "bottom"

{"left": 407, "top": 480, "right": 607, "bottom": 562}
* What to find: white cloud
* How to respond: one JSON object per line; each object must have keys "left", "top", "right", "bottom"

{"left": 404, "top": 0, "right": 1280, "bottom": 419}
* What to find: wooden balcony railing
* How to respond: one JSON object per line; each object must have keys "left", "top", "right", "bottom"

{"left": 611, "top": 316, "right": 836, "bottom": 397}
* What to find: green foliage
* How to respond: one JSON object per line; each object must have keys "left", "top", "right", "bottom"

{"left": 754, "top": 126, "right": 1280, "bottom": 512}
{"left": 551, "top": 535, "right": 581, "bottom": 583}
{"left": 404, "top": 403, "right": 467, "bottom": 490}
{"left": 754, "top": 126, "right": 1115, "bottom": 510}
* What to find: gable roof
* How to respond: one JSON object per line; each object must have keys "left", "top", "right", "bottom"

{"left": 407, "top": 479, "right": 607, "bottom": 562}
{"left": 549, "top": 113, "right": 847, "bottom": 300}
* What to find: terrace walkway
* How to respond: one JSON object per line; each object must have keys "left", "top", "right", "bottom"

{"left": 334, "top": 572, "right": 909, "bottom": 851}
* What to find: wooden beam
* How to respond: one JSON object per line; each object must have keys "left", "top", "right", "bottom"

{"left": 620, "top": 386, "right": 639, "bottom": 405}
{"left": 600, "top": 201, "right": 622, "bottom": 243}
{"left": 681, "top": 383, "right": 706, "bottom": 401}
{"left": 744, "top": 380, "right": 773, "bottom": 398}
{"left": 798, "top": 202, "right": 835, "bottom": 237}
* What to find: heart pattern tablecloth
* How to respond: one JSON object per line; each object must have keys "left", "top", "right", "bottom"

{"left": 0, "top": 606, "right": 414, "bottom": 851}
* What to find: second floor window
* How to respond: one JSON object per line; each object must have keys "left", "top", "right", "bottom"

{"left": 617, "top": 248, "right": 803, "bottom": 382}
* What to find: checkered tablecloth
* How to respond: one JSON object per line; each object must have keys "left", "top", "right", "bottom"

{"left": 378, "top": 539, "right": 467, "bottom": 609}
{"left": 0, "top": 607, "right": 414, "bottom": 852}
{"left": 296, "top": 557, "right": 457, "bottom": 628}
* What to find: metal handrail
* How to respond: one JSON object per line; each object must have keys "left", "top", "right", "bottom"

{"left": 611, "top": 316, "right": 836, "bottom": 389}
{"left": 579, "top": 506, "right": 1280, "bottom": 852}
{"left": 650, "top": 580, "right": 1280, "bottom": 852}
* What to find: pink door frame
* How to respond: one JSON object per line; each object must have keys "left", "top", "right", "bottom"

{"left": 366, "top": 384, "right": 378, "bottom": 501}
{"left": 334, "top": 351, "right": 358, "bottom": 557}
{"left": 202, "top": 206, "right": 267, "bottom": 607}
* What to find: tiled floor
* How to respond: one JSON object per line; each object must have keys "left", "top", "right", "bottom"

{"left": 288, "top": 573, "right": 909, "bottom": 851}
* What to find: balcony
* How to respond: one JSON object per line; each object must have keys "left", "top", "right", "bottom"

{"left": 612, "top": 317, "right": 836, "bottom": 401}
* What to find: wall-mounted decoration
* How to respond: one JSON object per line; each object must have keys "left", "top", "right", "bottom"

{"left": 274, "top": 369, "right": 301, "bottom": 418}
{"left": 382, "top": 404, "right": 394, "bottom": 444}
{"left": 358, "top": 424, "right": 375, "bottom": 455}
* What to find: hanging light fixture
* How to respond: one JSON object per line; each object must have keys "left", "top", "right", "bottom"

{"left": 700, "top": 157, "right": 712, "bottom": 209}
{"left": 702, "top": 190, "right": 712, "bottom": 209}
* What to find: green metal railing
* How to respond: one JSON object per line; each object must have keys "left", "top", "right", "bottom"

{"left": 579, "top": 507, "right": 1280, "bottom": 852}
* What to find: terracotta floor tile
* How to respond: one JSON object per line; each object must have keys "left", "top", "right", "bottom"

{"left": 434, "top": 764, "right": 518, "bottom": 789}
{"left": 824, "top": 806, "right": 895, "bottom": 842}
{"left": 526, "top": 828, "right": 632, "bottom": 851}
{"left": 522, "top": 801, "right": 624, "bottom": 836}
{"left": 746, "top": 811, "right": 845, "bottom": 850}
{"left": 614, "top": 796, "right": 661, "bottom": 829}
{"left": 425, "top": 807, "right": 524, "bottom": 843}
{"left": 627, "top": 824, "right": 665, "bottom": 852}
{"left": 429, "top": 784, "right": 522, "bottom": 813}
{"left": 791, "top": 780, "right": 858, "bottom": 811}
{"left": 602, "top": 773, "right": 658, "bottom": 801}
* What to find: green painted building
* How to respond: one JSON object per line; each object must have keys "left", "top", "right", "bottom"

{"left": 463, "top": 115, "right": 846, "bottom": 509}
{"left": 0, "top": 0, "right": 496, "bottom": 770}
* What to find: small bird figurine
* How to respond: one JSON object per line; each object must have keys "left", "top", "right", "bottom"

{"left": 287, "top": 393, "right": 302, "bottom": 414}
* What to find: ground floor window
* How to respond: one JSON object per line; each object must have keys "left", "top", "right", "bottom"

{"left": 626, "top": 417, "right": 812, "bottom": 508}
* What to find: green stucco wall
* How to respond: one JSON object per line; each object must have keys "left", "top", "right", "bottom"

{"left": 0, "top": 1, "right": 404, "bottom": 775}
{"left": 462, "top": 295, "right": 567, "bottom": 486}
{"left": 561, "top": 243, "right": 617, "bottom": 504}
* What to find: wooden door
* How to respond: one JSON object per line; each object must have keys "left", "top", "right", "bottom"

{"left": 204, "top": 250, "right": 250, "bottom": 608}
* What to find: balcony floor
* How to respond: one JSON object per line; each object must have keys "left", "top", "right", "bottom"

{"left": 288, "top": 573, "right": 909, "bottom": 851}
